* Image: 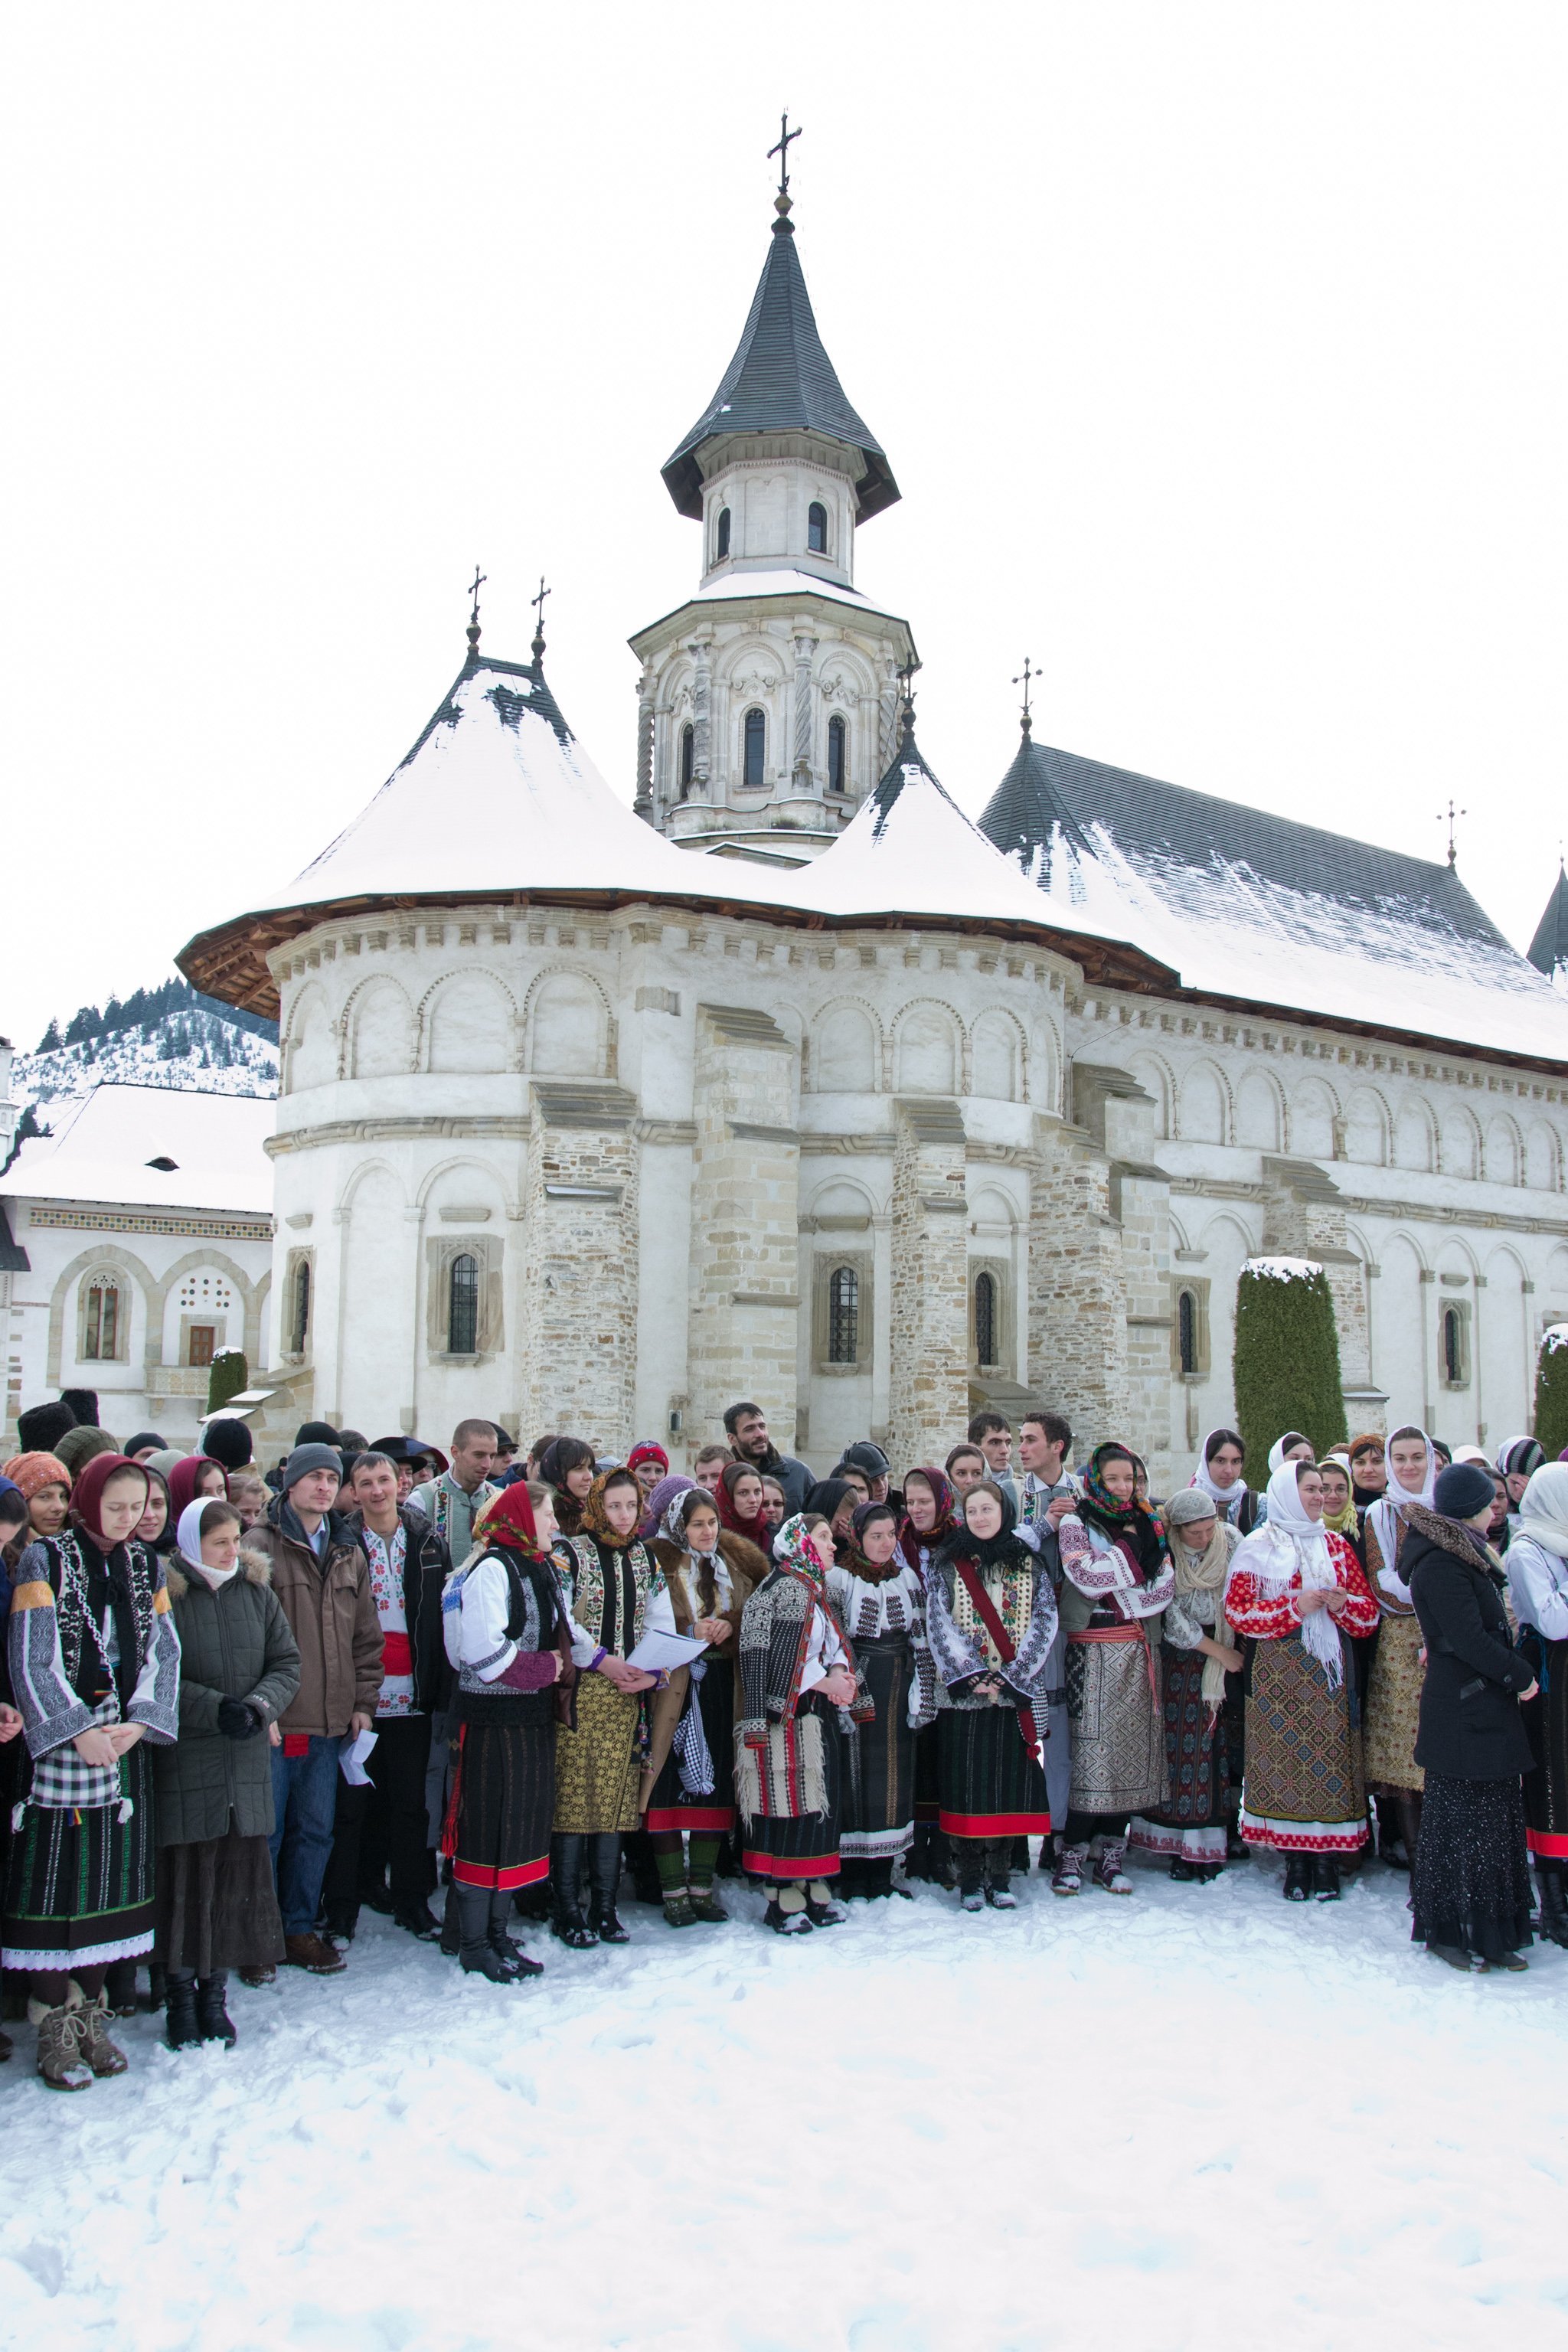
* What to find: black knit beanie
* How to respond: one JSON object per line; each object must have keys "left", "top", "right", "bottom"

{"left": 1433, "top": 1462, "right": 1496, "bottom": 1522}
{"left": 201, "top": 1417, "right": 255, "bottom": 1471}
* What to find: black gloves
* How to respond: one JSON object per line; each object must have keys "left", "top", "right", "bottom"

{"left": 217, "top": 1696, "right": 263, "bottom": 1741}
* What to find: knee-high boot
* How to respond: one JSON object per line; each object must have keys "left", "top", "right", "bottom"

{"left": 587, "top": 1834, "right": 630, "bottom": 1943}
{"left": 550, "top": 1834, "right": 597, "bottom": 1949}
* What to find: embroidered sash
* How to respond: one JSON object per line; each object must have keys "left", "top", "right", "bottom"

{"left": 953, "top": 1557, "right": 1043, "bottom": 1764}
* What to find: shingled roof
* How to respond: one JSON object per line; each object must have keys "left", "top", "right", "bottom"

{"left": 661, "top": 215, "right": 898, "bottom": 523}
{"left": 1527, "top": 864, "right": 1568, "bottom": 982}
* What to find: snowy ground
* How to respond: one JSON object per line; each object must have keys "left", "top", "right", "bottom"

{"left": 2, "top": 1852, "right": 1566, "bottom": 2352}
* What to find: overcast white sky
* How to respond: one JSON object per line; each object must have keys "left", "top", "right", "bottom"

{"left": 3, "top": 3, "right": 1566, "bottom": 1049}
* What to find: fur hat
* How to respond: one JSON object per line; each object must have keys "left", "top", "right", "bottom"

{"left": 201, "top": 1417, "right": 255, "bottom": 1471}
{"left": 59, "top": 1388, "right": 101, "bottom": 1428}
{"left": 17, "top": 1400, "right": 77, "bottom": 1455}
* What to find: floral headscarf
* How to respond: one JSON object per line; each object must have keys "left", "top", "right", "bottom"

{"left": 667, "top": 1485, "right": 722, "bottom": 1552}
{"left": 473, "top": 1481, "right": 547, "bottom": 1558}
{"left": 580, "top": 1467, "right": 644, "bottom": 1552}
{"left": 773, "top": 1511, "right": 829, "bottom": 1597}
{"left": 1078, "top": 1442, "right": 1166, "bottom": 1582}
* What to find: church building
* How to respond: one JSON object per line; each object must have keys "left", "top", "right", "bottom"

{"left": 178, "top": 168, "right": 1568, "bottom": 1490}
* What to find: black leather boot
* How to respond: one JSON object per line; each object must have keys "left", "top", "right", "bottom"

{"left": 195, "top": 1975, "right": 237, "bottom": 2046}
{"left": 164, "top": 1975, "right": 203, "bottom": 2050}
{"left": 550, "top": 1834, "right": 597, "bottom": 1949}
{"left": 457, "top": 1887, "right": 518, "bottom": 1981}
{"left": 1537, "top": 1865, "right": 1568, "bottom": 1948}
{"left": 490, "top": 1890, "right": 543, "bottom": 1977}
{"left": 587, "top": 1835, "right": 630, "bottom": 1943}
{"left": 1283, "top": 1855, "right": 1314, "bottom": 1901}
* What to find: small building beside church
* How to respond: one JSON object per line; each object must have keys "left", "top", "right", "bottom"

{"left": 176, "top": 175, "right": 1568, "bottom": 1489}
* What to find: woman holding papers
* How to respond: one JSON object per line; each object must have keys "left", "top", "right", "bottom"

{"left": 641, "top": 1486, "right": 768, "bottom": 1926}
{"left": 826, "top": 1501, "right": 937, "bottom": 1898}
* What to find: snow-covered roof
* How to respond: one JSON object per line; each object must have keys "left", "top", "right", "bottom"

{"left": 1528, "top": 864, "right": 1568, "bottom": 982}
{"left": 981, "top": 727, "right": 1568, "bottom": 1066}
{"left": 0, "top": 1084, "right": 276, "bottom": 1215}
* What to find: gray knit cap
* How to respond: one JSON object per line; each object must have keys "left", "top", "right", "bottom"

{"left": 1166, "top": 1488, "right": 1220, "bottom": 1529}
{"left": 282, "top": 1442, "right": 343, "bottom": 1491}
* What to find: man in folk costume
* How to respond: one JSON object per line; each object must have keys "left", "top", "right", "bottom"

{"left": 925, "top": 1479, "right": 1055, "bottom": 1910}
{"left": 1361, "top": 1426, "right": 1439, "bottom": 1876}
{"left": 736, "top": 1512, "right": 871, "bottom": 1933}
{"left": 1016, "top": 1411, "right": 1080, "bottom": 1842}
{"left": 4, "top": 1454, "right": 181, "bottom": 2091}
{"left": 1505, "top": 1462, "right": 1568, "bottom": 1947}
{"left": 548, "top": 1468, "right": 659, "bottom": 1947}
{"left": 1225, "top": 1459, "right": 1380, "bottom": 1900}
{"left": 1128, "top": 1489, "right": 1244, "bottom": 1880}
{"left": 1054, "top": 1444, "right": 1174, "bottom": 1898}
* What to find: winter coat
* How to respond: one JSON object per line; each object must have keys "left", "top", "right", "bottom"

{"left": 335, "top": 1502, "right": 455, "bottom": 1716}
{"left": 1405, "top": 1508, "right": 1535, "bottom": 1782}
{"left": 244, "top": 1500, "right": 382, "bottom": 1736}
{"left": 640, "top": 1529, "right": 769, "bottom": 1796}
{"left": 151, "top": 1550, "right": 302, "bottom": 1844}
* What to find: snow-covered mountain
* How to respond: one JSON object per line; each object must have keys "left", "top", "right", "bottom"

{"left": 9, "top": 978, "right": 279, "bottom": 1146}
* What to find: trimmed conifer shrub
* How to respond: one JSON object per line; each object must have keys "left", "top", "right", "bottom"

{"left": 1232, "top": 1256, "right": 1348, "bottom": 1475}
{"left": 1534, "top": 1325, "right": 1568, "bottom": 1462}
{"left": 207, "top": 1348, "right": 249, "bottom": 1416}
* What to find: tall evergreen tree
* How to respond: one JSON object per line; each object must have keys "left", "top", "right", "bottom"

{"left": 1535, "top": 1327, "right": 1568, "bottom": 1461}
{"left": 1233, "top": 1258, "right": 1348, "bottom": 1473}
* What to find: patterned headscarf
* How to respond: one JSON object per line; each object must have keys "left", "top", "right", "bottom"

{"left": 580, "top": 1468, "right": 644, "bottom": 1551}
{"left": 773, "top": 1512, "right": 829, "bottom": 1598}
{"left": 902, "top": 1465, "right": 956, "bottom": 1544}
{"left": 2, "top": 1452, "right": 73, "bottom": 1503}
{"left": 473, "top": 1481, "right": 547, "bottom": 1557}
{"left": 668, "top": 1485, "right": 722, "bottom": 1553}
{"left": 1078, "top": 1442, "right": 1166, "bottom": 1582}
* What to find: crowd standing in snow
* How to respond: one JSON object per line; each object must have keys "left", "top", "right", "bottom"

{"left": 2, "top": 1388, "right": 1566, "bottom": 2092}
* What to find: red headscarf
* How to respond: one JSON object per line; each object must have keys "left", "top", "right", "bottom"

{"left": 717, "top": 1459, "right": 770, "bottom": 1548}
{"left": 168, "top": 1455, "right": 226, "bottom": 1520}
{"left": 472, "top": 1482, "right": 544, "bottom": 1557}
{"left": 72, "top": 1452, "right": 151, "bottom": 1548}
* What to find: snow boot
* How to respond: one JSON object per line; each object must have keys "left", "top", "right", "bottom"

{"left": 71, "top": 1989, "right": 127, "bottom": 2078}
{"left": 238, "top": 1965, "right": 276, "bottom": 1988}
{"left": 687, "top": 1884, "right": 729, "bottom": 1922}
{"left": 456, "top": 1888, "right": 519, "bottom": 1982}
{"left": 1052, "top": 1845, "right": 1086, "bottom": 1896}
{"left": 1536, "top": 1866, "right": 1568, "bottom": 1949}
{"left": 195, "top": 1975, "right": 237, "bottom": 2047}
{"left": 165, "top": 1975, "right": 204, "bottom": 2051}
{"left": 489, "top": 1891, "right": 542, "bottom": 1978}
{"left": 805, "top": 1880, "right": 844, "bottom": 1927}
{"left": 550, "top": 1835, "right": 598, "bottom": 1949}
{"left": 1170, "top": 1857, "right": 1200, "bottom": 1883}
{"left": 1283, "top": 1856, "right": 1314, "bottom": 1901}
{"left": 392, "top": 1902, "right": 443, "bottom": 1942}
{"left": 764, "top": 1886, "right": 812, "bottom": 1934}
{"left": 31, "top": 1994, "right": 93, "bottom": 2092}
{"left": 1313, "top": 1860, "right": 1342, "bottom": 1903}
{"left": 587, "top": 1835, "right": 631, "bottom": 1944}
{"left": 1092, "top": 1841, "right": 1132, "bottom": 1896}
{"left": 662, "top": 1892, "right": 698, "bottom": 1929}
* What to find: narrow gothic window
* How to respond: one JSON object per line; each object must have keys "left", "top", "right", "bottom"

{"left": 1443, "top": 1305, "right": 1462, "bottom": 1383}
{"left": 681, "top": 723, "right": 694, "bottom": 793}
{"left": 1178, "top": 1289, "right": 1198, "bottom": 1374}
{"left": 292, "top": 1260, "right": 311, "bottom": 1352}
{"left": 828, "top": 1266, "right": 858, "bottom": 1363}
{"left": 449, "top": 1254, "right": 479, "bottom": 1354}
{"left": 975, "top": 1270, "right": 997, "bottom": 1366}
{"left": 743, "top": 707, "right": 766, "bottom": 787}
{"left": 716, "top": 506, "right": 730, "bottom": 560}
{"left": 828, "top": 714, "right": 847, "bottom": 792}
{"left": 808, "top": 501, "right": 827, "bottom": 554}
{"left": 84, "top": 1279, "right": 119, "bottom": 1361}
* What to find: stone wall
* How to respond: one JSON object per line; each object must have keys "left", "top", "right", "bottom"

{"left": 888, "top": 1099, "right": 970, "bottom": 1468}
{"left": 518, "top": 1083, "right": 640, "bottom": 1451}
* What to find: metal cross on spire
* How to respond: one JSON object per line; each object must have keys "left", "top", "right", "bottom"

{"left": 466, "top": 564, "right": 488, "bottom": 659}
{"left": 1013, "top": 655, "right": 1040, "bottom": 733}
{"left": 896, "top": 658, "right": 919, "bottom": 733}
{"left": 769, "top": 113, "right": 802, "bottom": 211}
{"left": 531, "top": 575, "right": 551, "bottom": 662}
{"left": 1437, "top": 796, "right": 1467, "bottom": 867}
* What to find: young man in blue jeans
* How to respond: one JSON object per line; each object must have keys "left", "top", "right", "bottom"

{"left": 248, "top": 1442, "right": 383, "bottom": 1977}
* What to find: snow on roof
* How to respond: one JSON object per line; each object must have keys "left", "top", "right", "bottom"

{"left": 1541, "top": 1324, "right": 1568, "bottom": 1356}
{"left": 1243, "top": 1256, "right": 1324, "bottom": 1282}
{"left": 1, "top": 1084, "right": 276, "bottom": 1215}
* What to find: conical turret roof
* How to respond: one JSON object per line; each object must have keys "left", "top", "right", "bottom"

{"left": 1528, "top": 863, "right": 1568, "bottom": 982}
{"left": 662, "top": 215, "right": 897, "bottom": 522}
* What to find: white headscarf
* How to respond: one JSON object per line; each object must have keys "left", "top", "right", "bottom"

{"left": 1367, "top": 1429, "right": 1437, "bottom": 1607}
{"left": 1518, "top": 1464, "right": 1568, "bottom": 1561}
{"left": 1494, "top": 1434, "right": 1542, "bottom": 1478}
{"left": 176, "top": 1496, "right": 237, "bottom": 1587}
{"left": 1227, "top": 1461, "right": 1344, "bottom": 1687}
{"left": 1266, "top": 1432, "right": 1313, "bottom": 1476}
{"left": 1191, "top": 1429, "right": 1250, "bottom": 1517}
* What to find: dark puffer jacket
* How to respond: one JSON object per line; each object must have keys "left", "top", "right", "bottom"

{"left": 1406, "top": 1505, "right": 1535, "bottom": 1782}
{"left": 151, "top": 1550, "right": 302, "bottom": 1844}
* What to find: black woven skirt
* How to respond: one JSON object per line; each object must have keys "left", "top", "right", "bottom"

{"left": 841, "top": 1635, "right": 917, "bottom": 1861}
{"left": 156, "top": 1821, "right": 285, "bottom": 1974}
{"left": 1410, "top": 1770, "right": 1534, "bottom": 1962}
{"left": 447, "top": 1698, "right": 556, "bottom": 1893}
{"left": 1519, "top": 1632, "right": 1568, "bottom": 1868}
{"left": 936, "top": 1703, "right": 1050, "bottom": 1840}
{"left": 2, "top": 1740, "right": 157, "bottom": 1970}
{"left": 740, "top": 1692, "right": 844, "bottom": 1882}
{"left": 645, "top": 1659, "right": 736, "bottom": 1837}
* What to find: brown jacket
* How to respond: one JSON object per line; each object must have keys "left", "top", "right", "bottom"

{"left": 247, "top": 1502, "right": 383, "bottom": 1737}
{"left": 639, "top": 1529, "right": 769, "bottom": 1805}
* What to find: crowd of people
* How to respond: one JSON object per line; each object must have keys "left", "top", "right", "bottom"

{"left": 2, "top": 1385, "right": 1565, "bottom": 2092}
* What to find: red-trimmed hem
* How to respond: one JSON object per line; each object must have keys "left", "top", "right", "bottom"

{"left": 452, "top": 1854, "right": 550, "bottom": 1891}
{"left": 939, "top": 1810, "right": 1050, "bottom": 1838}
{"left": 1527, "top": 1830, "right": 1568, "bottom": 1858}
{"left": 741, "top": 1848, "right": 841, "bottom": 1880}
{"left": 645, "top": 1805, "right": 734, "bottom": 1835}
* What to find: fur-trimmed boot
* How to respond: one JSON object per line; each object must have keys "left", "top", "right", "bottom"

{"left": 31, "top": 1992, "right": 93, "bottom": 2092}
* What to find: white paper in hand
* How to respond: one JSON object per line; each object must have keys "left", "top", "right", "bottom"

{"left": 623, "top": 1629, "right": 708, "bottom": 1674}
{"left": 339, "top": 1726, "right": 378, "bottom": 1785}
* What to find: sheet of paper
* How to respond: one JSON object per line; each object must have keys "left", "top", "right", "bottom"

{"left": 623, "top": 1629, "right": 708, "bottom": 1674}
{"left": 339, "top": 1726, "right": 378, "bottom": 1785}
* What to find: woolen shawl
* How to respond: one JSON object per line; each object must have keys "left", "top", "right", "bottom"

{"left": 1226, "top": 1462, "right": 1344, "bottom": 1687}
{"left": 1518, "top": 1463, "right": 1568, "bottom": 1561}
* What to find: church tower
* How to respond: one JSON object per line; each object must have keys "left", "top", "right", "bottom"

{"left": 629, "top": 131, "right": 917, "bottom": 863}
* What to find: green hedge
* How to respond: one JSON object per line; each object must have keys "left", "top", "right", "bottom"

{"left": 1232, "top": 1258, "right": 1348, "bottom": 1476}
{"left": 206, "top": 1349, "right": 249, "bottom": 1416}
{"left": 1535, "top": 1326, "right": 1568, "bottom": 1462}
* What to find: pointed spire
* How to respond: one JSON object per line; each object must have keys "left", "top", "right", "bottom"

{"left": 1527, "top": 858, "right": 1568, "bottom": 982}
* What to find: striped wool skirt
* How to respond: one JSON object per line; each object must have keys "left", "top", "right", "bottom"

{"left": 936, "top": 1701, "right": 1050, "bottom": 1841}
{"left": 738, "top": 1691, "right": 844, "bottom": 1882}
{"left": 446, "top": 1693, "right": 557, "bottom": 1893}
{"left": 841, "top": 1635, "right": 919, "bottom": 1862}
{"left": 2, "top": 1740, "right": 158, "bottom": 1971}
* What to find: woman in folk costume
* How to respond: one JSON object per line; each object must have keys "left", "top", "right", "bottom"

{"left": 641, "top": 1484, "right": 767, "bottom": 1927}
{"left": 539, "top": 1436, "right": 597, "bottom": 1540}
{"left": 636, "top": 1468, "right": 691, "bottom": 1544}
{"left": 440, "top": 1481, "right": 577, "bottom": 1981}
{"left": 925, "top": 1480, "right": 1054, "bottom": 1910}
{"left": 1128, "top": 1488, "right": 1243, "bottom": 1881}
{"left": 1054, "top": 1445, "right": 1174, "bottom": 1898}
{"left": 736, "top": 1511, "right": 870, "bottom": 1933}
{"left": 2, "top": 1452, "right": 74, "bottom": 1573}
{"left": 1361, "top": 1426, "right": 1439, "bottom": 1874}
{"left": 1505, "top": 1462, "right": 1568, "bottom": 1949}
{"left": 4, "top": 1454, "right": 181, "bottom": 2091}
{"left": 826, "top": 1500, "right": 937, "bottom": 1899}
{"left": 897, "top": 1466, "right": 960, "bottom": 1882}
{"left": 1225, "top": 1458, "right": 1379, "bottom": 1899}
{"left": 714, "top": 1459, "right": 773, "bottom": 1553}
{"left": 1189, "top": 1428, "right": 1263, "bottom": 1535}
{"left": 549, "top": 1467, "right": 658, "bottom": 1947}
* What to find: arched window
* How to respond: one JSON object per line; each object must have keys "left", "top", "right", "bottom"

{"left": 743, "top": 707, "right": 766, "bottom": 788}
{"left": 83, "top": 1276, "right": 119, "bottom": 1361}
{"left": 828, "top": 714, "right": 847, "bottom": 792}
{"left": 974, "top": 1271, "right": 997, "bottom": 1367}
{"left": 828, "top": 1266, "right": 858, "bottom": 1364}
{"left": 292, "top": 1259, "right": 311, "bottom": 1353}
{"left": 449, "top": 1254, "right": 479, "bottom": 1355}
{"left": 1178, "top": 1289, "right": 1198, "bottom": 1375}
{"left": 716, "top": 506, "right": 730, "bottom": 560}
{"left": 680, "top": 722, "right": 694, "bottom": 794}
{"left": 808, "top": 501, "right": 827, "bottom": 554}
{"left": 1442, "top": 1305, "right": 1462, "bottom": 1384}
